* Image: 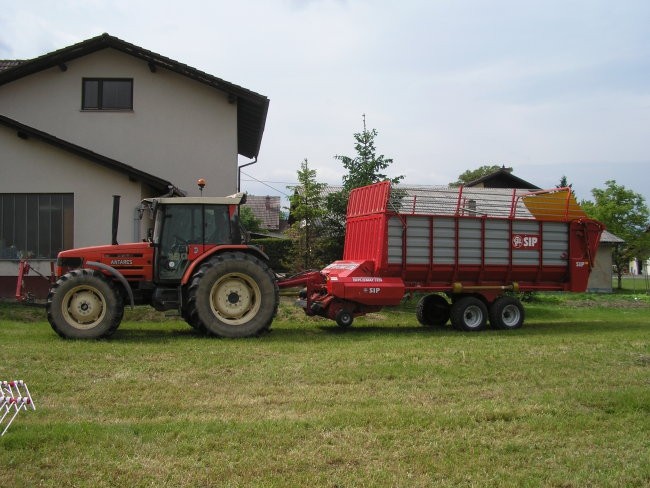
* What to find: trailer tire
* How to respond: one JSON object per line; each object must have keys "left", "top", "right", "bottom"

{"left": 335, "top": 309, "right": 354, "bottom": 328}
{"left": 450, "top": 296, "right": 488, "bottom": 331}
{"left": 187, "top": 252, "right": 279, "bottom": 338}
{"left": 46, "top": 269, "right": 123, "bottom": 339}
{"left": 489, "top": 296, "right": 524, "bottom": 330}
{"left": 416, "top": 294, "right": 450, "bottom": 326}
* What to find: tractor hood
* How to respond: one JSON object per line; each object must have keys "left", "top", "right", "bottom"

{"left": 56, "top": 242, "right": 153, "bottom": 273}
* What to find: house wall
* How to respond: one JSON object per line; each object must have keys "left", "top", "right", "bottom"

{"left": 0, "top": 124, "right": 148, "bottom": 282}
{"left": 587, "top": 244, "right": 614, "bottom": 293}
{"left": 629, "top": 258, "right": 649, "bottom": 275}
{"left": 0, "top": 49, "right": 238, "bottom": 197}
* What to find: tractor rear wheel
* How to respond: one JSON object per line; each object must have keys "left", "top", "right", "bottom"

{"left": 46, "top": 269, "right": 124, "bottom": 339}
{"left": 416, "top": 294, "right": 450, "bottom": 326}
{"left": 450, "top": 296, "right": 488, "bottom": 331}
{"left": 186, "top": 252, "right": 279, "bottom": 338}
{"left": 181, "top": 306, "right": 206, "bottom": 333}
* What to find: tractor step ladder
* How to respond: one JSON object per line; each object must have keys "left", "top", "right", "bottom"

{"left": 1, "top": 380, "right": 35, "bottom": 436}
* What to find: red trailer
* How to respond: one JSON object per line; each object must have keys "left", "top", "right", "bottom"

{"left": 286, "top": 181, "right": 604, "bottom": 331}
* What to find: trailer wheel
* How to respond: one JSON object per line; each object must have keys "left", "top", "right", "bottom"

{"left": 335, "top": 309, "right": 354, "bottom": 328}
{"left": 187, "top": 252, "right": 279, "bottom": 338}
{"left": 489, "top": 296, "right": 525, "bottom": 330}
{"left": 416, "top": 294, "right": 450, "bottom": 326}
{"left": 46, "top": 269, "right": 124, "bottom": 339}
{"left": 450, "top": 296, "right": 488, "bottom": 331}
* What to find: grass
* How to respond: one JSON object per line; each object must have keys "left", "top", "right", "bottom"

{"left": 1, "top": 291, "right": 648, "bottom": 487}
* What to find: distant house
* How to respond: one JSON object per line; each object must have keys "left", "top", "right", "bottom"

{"left": 465, "top": 166, "right": 541, "bottom": 190}
{"left": 241, "top": 195, "right": 281, "bottom": 232}
{"left": 629, "top": 225, "right": 650, "bottom": 276}
{"left": 629, "top": 258, "right": 649, "bottom": 276}
{"left": 0, "top": 33, "right": 269, "bottom": 297}
{"left": 589, "top": 230, "right": 624, "bottom": 292}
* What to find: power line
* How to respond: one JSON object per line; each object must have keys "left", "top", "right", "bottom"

{"left": 240, "top": 179, "right": 298, "bottom": 185}
{"left": 240, "top": 170, "right": 292, "bottom": 197}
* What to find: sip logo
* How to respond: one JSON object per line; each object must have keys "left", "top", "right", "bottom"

{"left": 512, "top": 234, "right": 541, "bottom": 250}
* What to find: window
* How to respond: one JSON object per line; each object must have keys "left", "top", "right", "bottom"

{"left": 204, "top": 205, "right": 231, "bottom": 244}
{"left": 82, "top": 78, "right": 133, "bottom": 110}
{"left": 0, "top": 194, "right": 74, "bottom": 259}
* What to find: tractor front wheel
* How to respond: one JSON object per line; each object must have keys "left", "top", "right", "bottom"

{"left": 46, "top": 269, "right": 124, "bottom": 339}
{"left": 186, "top": 252, "right": 279, "bottom": 338}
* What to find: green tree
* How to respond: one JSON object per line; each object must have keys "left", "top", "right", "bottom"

{"left": 557, "top": 175, "right": 570, "bottom": 188}
{"left": 450, "top": 165, "right": 512, "bottom": 187}
{"left": 239, "top": 205, "right": 262, "bottom": 233}
{"left": 335, "top": 124, "right": 403, "bottom": 192}
{"left": 286, "top": 159, "right": 326, "bottom": 271}
{"left": 581, "top": 180, "right": 650, "bottom": 289}
{"left": 556, "top": 175, "right": 575, "bottom": 195}
{"left": 321, "top": 118, "right": 403, "bottom": 263}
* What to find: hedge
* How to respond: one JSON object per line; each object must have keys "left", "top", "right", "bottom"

{"left": 251, "top": 238, "right": 292, "bottom": 273}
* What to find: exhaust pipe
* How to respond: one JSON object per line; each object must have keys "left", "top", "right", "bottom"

{"left": 112, "top": 195, "right": 120, "bottom": 245}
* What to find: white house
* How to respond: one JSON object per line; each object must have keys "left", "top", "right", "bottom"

{"left": 0, "top": 33, "right": 269, "bottom": 297}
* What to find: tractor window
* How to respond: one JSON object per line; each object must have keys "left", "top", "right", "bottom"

{"left": 156, "top": 204, "right": 202, "bottom": 281}
{"left": 204, "top": 205, "right": 231, "bottom": 244}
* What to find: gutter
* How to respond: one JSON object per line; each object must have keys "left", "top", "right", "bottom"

{"left": 237, "top": 157, "right": 257, "bottom": 192}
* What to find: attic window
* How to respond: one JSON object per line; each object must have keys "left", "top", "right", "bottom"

{"left": 82, "top": 78, "right": 133, "bottom": 110}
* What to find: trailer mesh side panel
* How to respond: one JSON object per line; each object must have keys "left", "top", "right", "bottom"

{"left": 387, "top": 217, "right": 570, "bottom": 267}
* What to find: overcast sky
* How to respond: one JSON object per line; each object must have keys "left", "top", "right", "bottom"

{"left": 2, "top": 0, "right": 649, "bottom": 205}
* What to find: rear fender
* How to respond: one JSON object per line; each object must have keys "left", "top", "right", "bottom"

{"left": 180, "top": 245, "right": 270, "bottom": 285}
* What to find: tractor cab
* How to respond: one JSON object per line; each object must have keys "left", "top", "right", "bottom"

{"left": 143, "top": 193, "right": 246, "bottom": 283}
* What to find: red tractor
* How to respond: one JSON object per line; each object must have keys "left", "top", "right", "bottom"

{"left": 47, "top": 192, "right": 279, "bottom": 339}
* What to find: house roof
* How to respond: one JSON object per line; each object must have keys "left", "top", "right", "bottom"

{"left": 241, "top": 195, "right": 281, "bottom": 230}
{"left": 599, "top": 230, "right": 625, "bottom": 244}
{"left": 465, "top": 167, "right": 541, "bottom": 189}
{"left": 0, "top": 33, "right": 269, "bottom": 159}
{"left": 0, "top": 114, "right": 178, "bottom": 194}
{"left": 0, "top": 60, "right": 24, "bottom": 71}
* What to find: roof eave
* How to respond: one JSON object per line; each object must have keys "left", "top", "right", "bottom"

{"left": 0, "top": 114, "right": 173, "bottom": 193}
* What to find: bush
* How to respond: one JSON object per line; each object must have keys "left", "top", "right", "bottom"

{"left": 251, "top": 238, "right": 292, "bottom": 273}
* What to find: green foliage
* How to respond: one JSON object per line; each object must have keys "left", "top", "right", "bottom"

{"left": 239, "top": 205, "right": 262, "bottom": 233}
{"left": 335, "top": 126, "right": 403, "bottom": 191}
{"left": 581, "top": 180, "right": 650, "bottom": 288}
{"left": 557, "top": 175, "right": 570, "bottom": 189}
{"left": 450, "top": 164, "right": 510, "bottom": 187}
{"left": 320, "top": 120, "right": 403, "bottom": 264}
{"left": 251, "top": 238, "right": 292, "bottom": 273}
{"left": 286, "top": 159, "right": 327, "bottom": 271}
{"left": 556, "top": 175, "right": 576, "bottom": 197}
{"left": 317, "top": 190, "right": 348, "bottom": 264}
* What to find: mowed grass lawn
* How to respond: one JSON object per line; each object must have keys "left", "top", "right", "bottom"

{"left": 1, "top": 292, "right": 649, "bottom": 487}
